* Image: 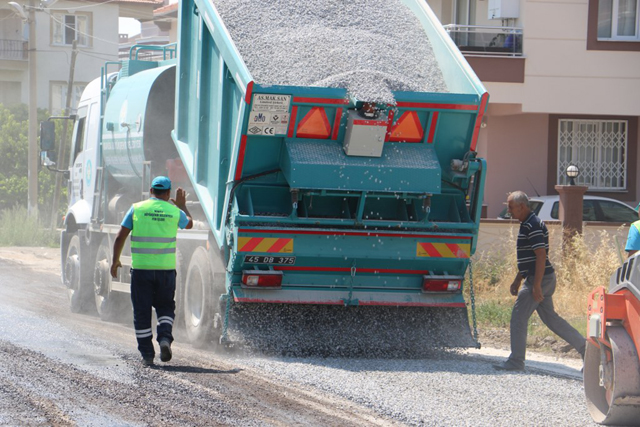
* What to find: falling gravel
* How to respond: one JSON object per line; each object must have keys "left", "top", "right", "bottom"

{"left": 212, "top": 0, "right": 448, "bottom": 103}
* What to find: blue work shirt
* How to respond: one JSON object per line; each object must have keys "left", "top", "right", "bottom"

{"left": 625, "top": 220, "right": 640, "bottom": 252}
{"left": 121, "top": 197, "right": 190, "bottom": 230}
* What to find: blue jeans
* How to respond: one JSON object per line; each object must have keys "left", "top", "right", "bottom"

{"left": 508, "top": 272, "right": 585, "bottom": 368}
{"left": 130, "top": 269, "right": 176, "bottom": 358}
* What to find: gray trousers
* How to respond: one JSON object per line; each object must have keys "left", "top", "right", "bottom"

{"left": 508, "top": 272, "right": 585, "bottom": 367}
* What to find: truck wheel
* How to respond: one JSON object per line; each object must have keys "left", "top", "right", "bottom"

{"left": 64, "top": 235, "right": 92, "bottom": 313}
{"left": 184, "top": 247, "right": 223, "bottom": 348}
{"left": 94, "top": 237, "right": 127, "bottom": 322}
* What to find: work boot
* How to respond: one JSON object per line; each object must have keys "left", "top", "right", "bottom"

{"left": 492, "top": 360, "right": 525, "bottom": 371}
{"left": 141, "top": 355, "right": 155, "bottom": 367}
{"left": 159, "top": 340, "right": 172, "bottom": 362}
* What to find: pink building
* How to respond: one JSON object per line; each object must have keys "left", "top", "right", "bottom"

{"left": 431, "top": 0, "right": 640, "bottom": 216}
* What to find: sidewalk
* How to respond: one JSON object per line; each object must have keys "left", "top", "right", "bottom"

{"left": 465, "top": 346, "right": 583, "bottom": 379}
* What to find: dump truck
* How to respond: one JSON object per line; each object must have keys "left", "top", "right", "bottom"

{"left": 584, "top": 253, "right": 640, "bottom": 425}
{"left": 41, "top": 0, "right": 489, "bottom": 355}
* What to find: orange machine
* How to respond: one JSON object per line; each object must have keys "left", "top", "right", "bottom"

{"left": 584, "top": 254, "right": 640, "bottom": 425}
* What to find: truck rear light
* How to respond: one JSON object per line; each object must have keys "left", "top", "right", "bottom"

{"left": 241, "top": 270, "right": 283, "bottom": 289}
{"left": 422, "top": 276, "right": 462, "bottom": 293}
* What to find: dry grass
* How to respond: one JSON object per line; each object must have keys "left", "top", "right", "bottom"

{"left": 467, "top": 228, "right": 625, "bottom": 340}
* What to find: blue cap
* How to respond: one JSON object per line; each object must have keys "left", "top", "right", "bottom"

{"left": 151, "top": 176, "right": 171, "bottom": 190}
{"left": 635, "top": 202, "right": 640, "bottom": 212}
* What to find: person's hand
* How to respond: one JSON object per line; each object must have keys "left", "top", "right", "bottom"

{"left": 171, "top": 187, "right": 187, "bottom": 209}
{"left": 532, "top": 284, "right": 544, "bottom": 302}
{"left": 510, "top": 279, "right": 521, "bottom": 296}
{"left": 110, "top": 260, "right": 121, "bottom": 279}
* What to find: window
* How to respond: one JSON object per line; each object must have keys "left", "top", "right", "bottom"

{"left": 50, "top": 82, "right": 86, "bottom": 115}
{"left": 598, "top": 0, "right": 640, "bottom": 40}
{"left": 557, "top": 119, "right": 628, "bottom": 190}
{"left": 52, "top": 13, "right": 90, "bottom": 47}
{"left": 71, "top": 107, "right": 87, "bottom": 166}
{"left": 595, "top": 200, "right": 638, "bottom": 222}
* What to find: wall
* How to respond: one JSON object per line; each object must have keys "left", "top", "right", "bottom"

{"left": 483, "top": 0, "right": 640, "bottom": 116}
{"left": 481, "top": 107, "right": 549, "bottom": 217}
{"left": 477, "top": 220, "right": 631, "bottom": 261}
{"left": 35, "top": 0, "right": 119, "bottom": 111}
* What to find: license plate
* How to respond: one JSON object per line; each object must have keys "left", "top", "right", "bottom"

{"left": 243, "top": 255, "right": 296, "bottom": 265}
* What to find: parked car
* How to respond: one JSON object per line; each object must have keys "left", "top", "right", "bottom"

{"left": 498, "top": 195, "right": 639, "bottom": 223}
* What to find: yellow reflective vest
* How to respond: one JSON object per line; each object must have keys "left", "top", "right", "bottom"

{"left": 130, "top": 199, "right": 180, "bottom": 270}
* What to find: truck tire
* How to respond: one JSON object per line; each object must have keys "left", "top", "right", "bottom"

{"left": 94, "top": 237, "right": 128, "bottom": 322}
{"left": 64, "top": 235, "right": 93, "bottom": 313}
{"left": 184, "top": 247, "right": 223, "bottom": 348}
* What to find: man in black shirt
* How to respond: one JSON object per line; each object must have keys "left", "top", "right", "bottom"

{"left": 493, "top": 191, "right": 585, "bottom": 371}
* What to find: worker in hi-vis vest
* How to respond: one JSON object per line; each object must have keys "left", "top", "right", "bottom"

{"left": 111, "top": 176, "right": 193, "bottom": 366}
{"left": 625, "top": 202, "right": 640, "bottom": 258}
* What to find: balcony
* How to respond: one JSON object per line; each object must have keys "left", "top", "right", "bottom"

{"left": 443, "top": 25, "right": 523, "bottom": 56}
{"left": 443, "top": 25, "right": 525, "bottom": 84}
{"left": 0, "top": 39, "right": 27, "bottom": 61}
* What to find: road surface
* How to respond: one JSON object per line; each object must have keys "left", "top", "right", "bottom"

{"left": 0, "top": 247, "right": 595, "bottom": 426}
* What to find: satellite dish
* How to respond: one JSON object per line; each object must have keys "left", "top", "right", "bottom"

{"left": 8, "top": 2, "right": 28, "bottom": 21}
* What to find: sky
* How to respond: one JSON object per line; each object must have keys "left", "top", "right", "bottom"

{"left": 119, "top": 17, "right": 141, "bottom": 37}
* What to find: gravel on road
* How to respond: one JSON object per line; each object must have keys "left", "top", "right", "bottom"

{"left": 0, "top": 248, "right": 598, "bottom": 426}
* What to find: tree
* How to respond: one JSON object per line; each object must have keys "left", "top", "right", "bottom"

{"left": 0, "top": 103, "right": 66, "bottom": 222}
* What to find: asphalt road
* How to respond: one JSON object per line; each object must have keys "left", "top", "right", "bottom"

{"left": 0, "top": 247, "right": 596, "bottom": 426}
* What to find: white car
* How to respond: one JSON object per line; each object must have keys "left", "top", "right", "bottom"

{"left": 498, "top": 195, "right": 639, "bottom": 223}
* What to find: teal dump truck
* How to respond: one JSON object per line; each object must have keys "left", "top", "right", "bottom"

{"left": 43, "top": 0, "right": 488, "bottom": 355}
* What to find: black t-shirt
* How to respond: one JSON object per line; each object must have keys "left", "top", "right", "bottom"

{"left": 517, "top": 212, "right": 554, "bottom": 278}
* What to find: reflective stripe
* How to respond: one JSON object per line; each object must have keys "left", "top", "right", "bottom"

{"left": 131, "top": 247, "right": 176, "bottom": 255}
{"left": 135, "top": 328, "right": 153, "bottom": 338}
{"left": 131, "top": 236, "right": 177, "bottom": 243}
{"left": 157, "top": 316, "right": 174, "bottom": 325}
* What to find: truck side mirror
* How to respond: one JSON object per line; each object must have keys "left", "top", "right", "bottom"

{"left": 40, "top": 121, "right": 56, "bottom": 151}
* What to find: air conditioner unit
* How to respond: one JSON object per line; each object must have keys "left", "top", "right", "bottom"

{"left": 488, "top": 0, "right": 520, "bottom": 19}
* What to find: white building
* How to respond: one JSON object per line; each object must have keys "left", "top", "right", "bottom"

{"left": 0, "top": 0, "right": 160, "bottom": 113}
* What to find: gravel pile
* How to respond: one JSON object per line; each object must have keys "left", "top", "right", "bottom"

{"left": 212, "top": 0, "right": 448, "bottom": 104}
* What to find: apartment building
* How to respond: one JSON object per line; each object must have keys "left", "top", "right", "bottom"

{"left": 431, "top": 0, "right": 640, "bottom": 216}
{"left": 0, "top": 0, "right": 159, "bottom": 114}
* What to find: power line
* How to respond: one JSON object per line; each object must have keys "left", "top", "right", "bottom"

{"left": 45, "top": 0, "right": 121, "bottom": 11}
{"left": 45, "top": 0, "right": 161, "bottom": 12}
{"left": 46, "top": 10, "right": 120, "bottom": 46}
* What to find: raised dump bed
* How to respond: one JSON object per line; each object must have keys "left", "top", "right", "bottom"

{"left": 168, "top": 0, "right": 489, "bottom": 351}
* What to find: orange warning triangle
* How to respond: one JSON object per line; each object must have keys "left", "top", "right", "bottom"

{"left": 389, "top": 111, "right": 424, "bottom": 143}
{"left": 297, "top": 107, "right": 331, "bottom": 139}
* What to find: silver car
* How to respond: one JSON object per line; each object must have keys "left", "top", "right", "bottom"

{"left": 498, "top": 195, "right": 639, "bottom": 223}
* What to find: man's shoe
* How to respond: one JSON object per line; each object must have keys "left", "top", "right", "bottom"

{"left": 141, "top": 356, "right": 155, "bottom": 367}
{"left": 493, "top": 361, "right": 525, "bottom": 371}
{"left": 159, "top": 340, "right": 172, "bottom": 362}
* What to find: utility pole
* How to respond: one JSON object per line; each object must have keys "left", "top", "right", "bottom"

{"left": 27, "top": 0, "right": 38, "bottom": 218}
{"left": 50, "top": 40, "right": 78, "bottom": 229}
